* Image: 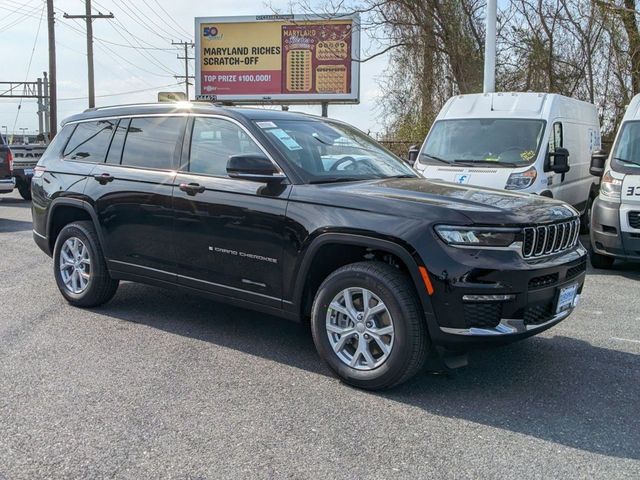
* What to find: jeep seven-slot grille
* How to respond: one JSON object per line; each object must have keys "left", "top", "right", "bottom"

{"left": 522, "top": 218, "right": 580, "bottom": 258}
{"left": 629, "top": 211, "right": 640, "bottom": 229}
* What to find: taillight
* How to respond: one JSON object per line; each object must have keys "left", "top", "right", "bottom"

{"left": 7, "top": 149, "right": 13, "bottom": 173}
{"left": 33, "top": 165, "right": 46, "bottom": 178}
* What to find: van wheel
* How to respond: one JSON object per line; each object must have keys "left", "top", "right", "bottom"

{"left": 17, "top": 182, "right": 31, "bottom": 200}
{"left": 580, "top": 195, "right": 594, "bottom": 234}
{"left": 310, "top": 261, "right": 429, "bottom": 390}
{"left": 53, "top": 221, "right": 119, "bottom": 307}
{"left": 590, "top": 250, "right": 614, "bottom": 269}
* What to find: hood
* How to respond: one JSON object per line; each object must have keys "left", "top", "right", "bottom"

{"left": 294, "top": 178, "right": 578, "bottom": 226}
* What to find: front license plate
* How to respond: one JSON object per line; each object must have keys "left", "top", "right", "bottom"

{"left": 24, "top": 168, "right": 34, "bottom": 176}
{"left": 556, "top": 283, "right": 578, "bottom": 314}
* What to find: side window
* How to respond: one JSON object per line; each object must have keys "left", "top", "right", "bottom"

{"left": 120, "top": 116, "right": 185, "bottom": 170}
{"left": 549, "top": 122, "right": 563, "bottom": 152}
{"left": 188, "top": 117, "right": 263, "bottom": 176}
{"left": 63, "top": 120, "right": 116, "bottom": 162}
{"left": 105, "top": 118, "right": 130, "bottom": 164}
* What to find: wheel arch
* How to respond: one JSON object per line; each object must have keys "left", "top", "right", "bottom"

{"left": 291, "top": 233, "right": 434, "bottom": 321}
{"left": 46, "top": 198, "right": 105, "bottom": 253}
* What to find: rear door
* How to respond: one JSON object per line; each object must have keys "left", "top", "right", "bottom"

{"left": 83, "top": 115, "right": 187, "bottom": 282}
{"left": 172, "top": 115, "right": 291, "bottom": 307}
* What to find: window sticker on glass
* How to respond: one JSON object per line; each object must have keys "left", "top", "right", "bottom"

{"left": 257, "top": 121, "right": 277, "bottom": 129}
{"left": 269, "top": 128, "right": 303, "bottom": 151}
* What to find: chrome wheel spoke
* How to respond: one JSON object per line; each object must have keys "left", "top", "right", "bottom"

{"left": 59, "top": 237, "right": 91, "bottom": 294}
{"left": 370, "top": 325, "right": 393, "bottom": 337}
{"left": 333, "top": 330, "right": 356, "bottom": 353}
{"left": 326, "top": 287, "right": 395, "bottom": 371}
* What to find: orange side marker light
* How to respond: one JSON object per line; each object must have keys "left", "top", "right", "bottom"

{"left": 418, "top": 266, "right": 435, "bottom": 296}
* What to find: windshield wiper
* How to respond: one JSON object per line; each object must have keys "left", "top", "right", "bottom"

{"left": 420, "top": 153, "right": 453, "bottom": 165}
{"left": 387, "top": 174, "right": 417, "bottom": 179}
{"left": 309, "top": 177, "right": 366, "bottom": 184}
{"left": 453, "top": 159, "right": 520, "bottom": 167}
{"left": 613, "top": 156, "right": 640, "bottom": 167}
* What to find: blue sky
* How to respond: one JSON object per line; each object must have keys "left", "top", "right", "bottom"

{"left": 0, "top": 0, "right": 390, "bottom": 137}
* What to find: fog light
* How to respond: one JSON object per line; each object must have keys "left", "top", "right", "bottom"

{"left": 462, "top": 294, "right": 516, "bottom": 302}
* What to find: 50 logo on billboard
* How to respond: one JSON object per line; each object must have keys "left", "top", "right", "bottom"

{"left": 203, "top": 26, "right": 223, "bottom": 40}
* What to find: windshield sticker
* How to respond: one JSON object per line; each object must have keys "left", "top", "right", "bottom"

{"left": 484, "top": 156, "right": 499, "bottom": 162}
{"left": 520, "top": 150, "right": 536, "bottom": 162}
{"left": 269, "top": 128, "right": 303, "bottom": 151}
{"left": 256, "top": 121, "right": 277, "bottom": 129}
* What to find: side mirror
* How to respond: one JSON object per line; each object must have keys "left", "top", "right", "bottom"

{"left": 407, "top": 145, "right": 419, "bottom": 166}
{"left": 549, "top": 147, "right": 570, "bottom": 174}
{"left": 227, "top": 154, "right": 285, "bottom": 183}
{"left": 590, "top": 150, "right": 608, "bottom": 177}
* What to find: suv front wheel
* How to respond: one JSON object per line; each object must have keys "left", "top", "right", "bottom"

{"left": 311, "top": 261, "right": 429, "bottom": 390}
{"left": 53, "top": 221, "right": 119, "bottom": 307}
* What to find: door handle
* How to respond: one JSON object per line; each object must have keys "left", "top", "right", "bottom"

{"left": 93, "top": 173, "right": 114, "bottom": 184}
{"left": 179, "top": 182, "right": 206, "bottom": 196}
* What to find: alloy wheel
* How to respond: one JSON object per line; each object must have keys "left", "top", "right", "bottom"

{"left": 59, "top": 237, "right": 91, "bottom": 294}
{"left": 326, "top": 287, "right": 395, "bottom": 370}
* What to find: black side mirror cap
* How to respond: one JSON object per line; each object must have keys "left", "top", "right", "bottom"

{"left": 590, "top": 150, "right": 608, "bottom": 177}
{"left": 226, "top": 154, "right": 286, "bottom": 183}
{"left": 549, "top": 147, "right": 570, "bottom": 174}
{"left": 407, "top": 145, "right": 419, "bottom": 166}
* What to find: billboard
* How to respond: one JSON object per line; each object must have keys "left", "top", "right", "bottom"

{"left": 194, "top": 14, "right": 360, "bottom": 104}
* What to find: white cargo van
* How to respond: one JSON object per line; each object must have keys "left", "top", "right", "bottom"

{"left": 589, "top": 93, "right": 640, "bottom": 268}
{"left": 412, "top": 92, "right": 602, "bottom": 231}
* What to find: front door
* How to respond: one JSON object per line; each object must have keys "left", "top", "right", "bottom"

{"left": 172, "top": 116, "right": 290, "bottom": 308}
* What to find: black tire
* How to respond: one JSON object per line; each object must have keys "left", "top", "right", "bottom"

{"left": 17, "top": 181, "right": 31, "bottom": 201}
{"left": 590, "top": 249, "right": 614, "bottom": 269}
{"left": 580, "top": 195, "right": 594, "bottom": 234}
{"left": 310, "top": 261, "right": 429, "bottom": 390}
{"left": 53, "top": 221, "right": 119, "bottom": 307}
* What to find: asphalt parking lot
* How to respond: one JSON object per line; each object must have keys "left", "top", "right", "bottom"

{"left": 1, "top": 190, "right": 639, "bottom": 479}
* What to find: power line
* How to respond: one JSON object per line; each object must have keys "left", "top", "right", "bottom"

{"left": 149, "top": 0, "right": 192, "bottom": 39}
{"left": 11, "top": 2, "right": 45, "bottom": 134}
{"left": 58, "top": 82, "right": 182, "bottom": 101}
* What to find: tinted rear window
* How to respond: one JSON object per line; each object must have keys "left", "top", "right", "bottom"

{"left": 120, "top": 116, "right": 185, "bottom": 170}
{"left": 63, "top": 120, "right": 116, "bottom": 162}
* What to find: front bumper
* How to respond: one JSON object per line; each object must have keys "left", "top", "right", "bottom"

{"left": 422, "top": 243, "right": 587, "bottom": 349}
{"left": 591, "top": 197, "right": 640, "bottom": 261}
{"left": 0, "top": 178, "right": 15, "bottom": 192}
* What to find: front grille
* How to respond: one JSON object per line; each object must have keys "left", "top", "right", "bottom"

{"left": 566, "top": 260, "right": 587, "bottom": 280}
{"left": 528, "top": 273, "right": 559, "bottom": 289}
{"left": 629, "top": 211, "right": 640, "bottom": 229}
{"left": 463, "top": 303, "right": 502, "bottom": 329}
{"left": 522, "top": 218, "right": 580, "bottom": 258}
{"left": 524, "top": 303, "right": 555, "bottom": 325}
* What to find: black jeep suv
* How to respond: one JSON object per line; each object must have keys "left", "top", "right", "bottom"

{"left": 32, "top": 103, "right": 587, "bottom": 389}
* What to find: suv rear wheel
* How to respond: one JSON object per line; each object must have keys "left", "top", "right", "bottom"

{"left": 53, "top": 221, "right": 119, "bottom": 307}
{"left": 17, "top": 182, "right": 31, "bottom": 200}
{"left": 311, "top": 261, "right": 429, "bottom": 390}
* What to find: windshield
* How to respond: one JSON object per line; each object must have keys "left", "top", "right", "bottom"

{"left": 256, "top": 119, "right": 417, "bottom": 183}
{"left": 420, "top": 118, "right": 545, "bottom": 166}
{"left": 610, "top": 121, "right": 640, "bottom": 173}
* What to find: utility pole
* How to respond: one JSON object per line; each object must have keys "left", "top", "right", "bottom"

{"left": 47, "top": 0, "right": 57, "bottom": 138}
{"left": 64, "top": 1, "right": 113, "bottom": 108}
{"left": 172, "top": 41, "right": 194, "bottom": 100}
{"left": 483, "top": 0, "right": 497, "bottom": 93}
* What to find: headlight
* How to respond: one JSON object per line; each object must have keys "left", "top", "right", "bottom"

{"left": 435, "top": 226, "right": 520, "bottom": 247}
{"left": 505, "top": 166, "right": 537, "bottom": 190}
{"left": 600, "top": 170, "right": 622, "bottom": 201}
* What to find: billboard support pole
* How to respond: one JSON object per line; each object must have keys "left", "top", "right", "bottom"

{"left": 321, "top": 102, "right": 328, "bottom": 117}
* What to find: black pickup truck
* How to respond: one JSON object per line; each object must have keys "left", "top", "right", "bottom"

{"left": 31, "top": 103, "right": 588, "bottom": 390}
{"left": 0, "top": 134, "right": 15, "bottom": 195}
